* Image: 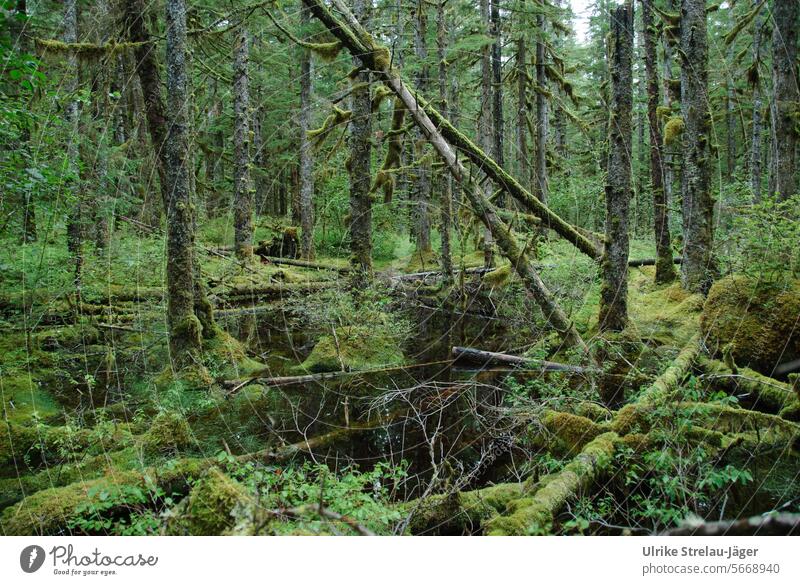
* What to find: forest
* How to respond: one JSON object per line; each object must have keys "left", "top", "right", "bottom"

{"left": 0, "top": 0, "right": 798, "bottom": 537}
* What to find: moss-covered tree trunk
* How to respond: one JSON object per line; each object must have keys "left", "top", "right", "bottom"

{"left": 490, "top": 0, "right": 504, "bottom": 202}
{"left": 480, "top": 0, "right": 494, "bottom": 266}
{"left": 164, "top": 0, "right": 202, "bottom": 361}
{"left": 599, "top": 0, "right": 633, "bottom": 333}
{"left": 205, "top": 80, "right": 224, "bottom": 217}
{"left": 534, "top": 13, "right": 548, "bottom": 208}
{"left": 348, "top": 0, "right": 373, "bottom": 282}
{"left": 299, "top": 6, "right": 316, "bottom": 260}
{"left": 749, "top": 0, "right": 764, "bottom": 202}
{"left": 661, "top": 0, "right": 677, "bottom": 220}
{"left": 516, "top": 36, "right": 530, "bottom": 194}
{"left": 771, "top": 0, "right": 798, "bottom": 201}
{"left": 413, "top": 0, "right": 432, "bottom": 254}
{"left": 436, "top": 0, "right": 453, "bottom": 283}
{"left": 641, "top": 0, "right": 675, "bottom": 283}
{"left": 232, "top": 26, "right": 254, "bottom": 262}
{"left": 63, "top": 0, "right": 82, "bottom": 302}
{"left": 725, "top": 40, "right": 736, "bottom": 183}
{"left": 12, "top": 0, "right": 36, "bottom": 243}
{"left": 679, "top": 0, "right": 715, "bottom": 294}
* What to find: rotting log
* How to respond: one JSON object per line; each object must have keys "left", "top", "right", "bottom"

{"left": 484, "top": 432, "right": 620, "bottom": 535}
{"left": 452, "top": 346, "right": 600, "bottom": 374}
{"left": 627, "top": 257, "right": 682, "bottom": 268}
{"left": 697, "top": 357, "right": 800, "bottom": 421}
{"left": 662, "top": 513, "right": 800, "bottom": 536}
{"left": 258, "top": 256, "right": 351, "bottom": 274}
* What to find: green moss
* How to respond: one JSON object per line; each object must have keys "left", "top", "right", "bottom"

{"left": 701, "top": 276, "right": 800, "bottom": 375}
{"left": 482, "top": 263, "right": 511, "bottom": 289}
{"left": 141, "top": 412, "right": 192, "bottom": 457}
{"left": 300, "top": 325, "right": 404, "bottom": 373}
{"left": 541, "top": 411, "right": 604, "bottom": 454}
{"left": 172, "top": 467, "right": 251, "bottom": 535}
{"left": 663, "top": 116, "right": 684, "bottom": 146}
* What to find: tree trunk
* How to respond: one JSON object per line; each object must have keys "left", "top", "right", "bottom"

{"left": 600, "top": 1, "right": 633, "bottom": 333}
{"left": 725, "top": 41, "right": 737, "bottom": 182}
{"left": 661, "top": 0, "right": 676, "bottom": 219}
{"left": 480, "top": 0, "right": 494, "bottom": 266}
{"left": 63, "top": 0, "right": 82, "bottom": 301}
{"left": 233, "top": 26, "right": 254, "bottom": 261}
{"left": 413, "top": 0, "right": 432, "bottom": 254}
{"left": 490, "top": 0, "right": 504, "bottom": 198}
{"left": 679, "top": 0, "right": 715, "bottom": 294}
{"left": 641, "top": 0, "right": 675, "bottom": 283}
{"left": 534, "top": 13, "right": 548, "bottom": 208}
{"left": 516, "top": 36, "right": 530, "bottom": 194}
{"left": 299, "top": 6, "right": 316, "bottom": 259}
{"left": 436, "top": 0, "right": 453, "bottom": 282}
{"left": 13, "top": 0, "right": 36, "bottom": 243}
{"left": 164, "top": 0, "right": 202, "bottom": 361}
{"left": 205, "top": 80, "right": 224, "bottom": 217}
{"left": 348, "top": 0, "right": 373, "bottom": 282}
{"left": 771, "top": 0, "right": 798, "bottom": 201}
{"left": 749, "top": 0, "right": 764, "bottom": 202}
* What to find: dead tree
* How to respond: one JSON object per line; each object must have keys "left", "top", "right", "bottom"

{"left": 599, "top": 1, "right": 633, "bottom": 332}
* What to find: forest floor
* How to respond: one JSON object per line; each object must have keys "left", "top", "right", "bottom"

{"left": 1, "top": 222, "right": 798, "bottom": 535}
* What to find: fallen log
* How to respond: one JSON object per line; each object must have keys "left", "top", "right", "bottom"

{"left": 628, "top": 257, "right": 683, "bottom": 267}
{"left": 662, "top": 512, "right": 800, "bottom": 536}
{"left": 222, "top": 359, "right": 455, "bottom": 395}
{"left": 484, "top": 432, "right": 620, "bottom": 535}
{"left": 258, "top": 256, "right": 351, "bottom": 274}
{"left": 390, "top": 266, "right": 494, "bottom": 282}
{"left": 697, "top": 357, "right": 800, "bottom": 421}
{"left": 452, "top": 346, "right": 600, "bottom": 374}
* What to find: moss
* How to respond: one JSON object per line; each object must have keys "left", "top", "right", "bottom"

{"left": 172, "top": 467, "right": 251, "bottom": 535}
{"left": 701, "top": 276, "right": 800, "bottom": 375}
{"left": 663, "top": 116, "right": 684, "bottom": 146}
{"left": 0, "top": 371, "right": 59, "bottom": 425}
{"left": 300, "top": 325, "right": 404, "bottom": 373}
{"left": 541, "top": 410, "right": 604, "bottom": 454}
{"left": 482, "top": 263, "right": 511, "bottom": 289}
{"left": 0, "top": 457, "right": 209, "bottom": 535}
{"left": 485, "top": 432, "right": 619, "bottom": 535}
{"left": 402, "top": 249, "right": 440, "bottom": 273}
{"left": 140, "top": 412, "right": 192, "bottom": 456}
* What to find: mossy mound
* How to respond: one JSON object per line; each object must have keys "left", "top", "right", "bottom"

{"left": 140, "top": 412, "right": 192, "bottom": 456}
{"left": 300, "top": 326, "right": 404, "bottom": 373}
{"left": 402, "top": 249, "right": 440, "bottom": 273}
{"left": 169, "top": 467, "right": 251, "bottom": 535}
{"left": 701, "top": 276, "right": 800, "bottom": 375}
{"left": 482, "top": 263, "right": 512, "bottom": 289}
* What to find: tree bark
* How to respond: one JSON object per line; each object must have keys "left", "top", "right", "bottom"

{"left": 164, "top": 0, "right": 202, "bottom": 361}
{"left": 480, "top": 0, "right": 494, "bottom": 266}
{"left": 725, "top": 41, "right": 737, "bottom": 182}
{"left": 12, "top": 0, "right": 36, "bottom": 243}
{"left": 600, "top": 1, "right": 634, "bottom": 333}
{"left": 299, "top": 6, "right": 316, "bottom": 259}
{"left": 771, "top": 0, "right": 798, "bottom": 201}
{"left": 63, "top": 0, "right": 82, "bottom": 301}
{"left": 679, "top": 0, "right": 715, "bottom": 294}
{"left": 749, "top": 0, "right": 764, "bottom": 202}
{"left": 641, "top": 0, "right": 676, "bottom": 283}
{"left": 516, "top": 36, "right": 530, "bottom": 194}
{"left": 413, "top": 0, "right": 432, "bottom": 254}
{"left": 534, "top": 13, "right": 548, "bottom": 208}
{"left": 348, "top": 0, "right": 373, "bottom": 282}
{"left": 436, "top": 0, "right": 453, "bottom": 282}
{"left": 233, "top": 26, "right": 254, "bottom": 261}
